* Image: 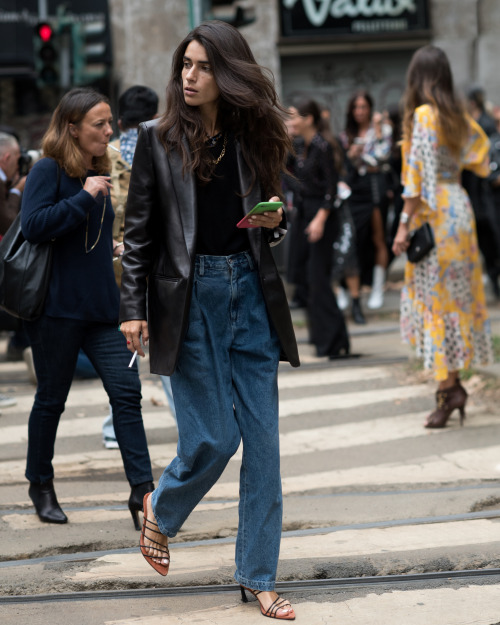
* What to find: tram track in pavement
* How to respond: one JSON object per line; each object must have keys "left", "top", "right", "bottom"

{"left": 1, "top": 568, "right": 500, "bottom": 605}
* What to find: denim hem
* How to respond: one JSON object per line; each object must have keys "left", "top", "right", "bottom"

{"left": 155, "top": 517, "right": 177, "bottom": 539}
{"left": 234, "top": 573, "right": 276, "bottom": 592}
{"left": 152, "top": 496, "right": 177, "bottom": 539}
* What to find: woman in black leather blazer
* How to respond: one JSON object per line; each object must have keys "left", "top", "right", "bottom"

{"left": 119, "top": 21, "right": 299, "bottom": 620}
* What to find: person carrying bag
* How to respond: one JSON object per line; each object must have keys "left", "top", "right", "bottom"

{"left": 0, "top": 168, "right": 60, "bottom": 320}
{"left": 20, "top": 88, "right": 153, "bottom": 528}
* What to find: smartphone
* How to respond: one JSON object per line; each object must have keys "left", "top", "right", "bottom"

{"left": 236, "top": 201, "right": 283, "bottom": 229}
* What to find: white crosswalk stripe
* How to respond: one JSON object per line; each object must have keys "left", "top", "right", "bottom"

{"left": 1, "top": 364, "right": 497, "bottom": 502}
{"left": 2, "top": 357, "right": 500, "bottom": 617}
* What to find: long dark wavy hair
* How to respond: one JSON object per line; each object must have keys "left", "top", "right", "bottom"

{"left": 291, "top": 97, "right": 344, "bottom": 173}
{"left": 157, "top": 21, "right": 291, "bottom": 197}
{"left": 344, "top": 90, "right": 374, "bottom": 146}
{"left": 402, "top": 45, "right": 467, "bottom": 155}
{"left": 42, "top": 88, "right": 111, "bottom": 178}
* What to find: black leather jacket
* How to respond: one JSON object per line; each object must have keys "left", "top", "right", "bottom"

{"left": 119, "top": 119, "right": 299, "bottom": 375}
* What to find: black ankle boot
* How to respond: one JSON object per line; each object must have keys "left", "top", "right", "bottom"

{"left": 29, "top": 479, "right": 68, "bottom": 524}
{"left": 352, "top": 297, "right": 366, "bottom": 325}
{"left": 128, "top": 480, "right": 155, "bottom": 531}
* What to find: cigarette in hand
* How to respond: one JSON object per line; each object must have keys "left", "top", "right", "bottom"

{"left": 128, "top": 350, "right": 138, "bottom": 368}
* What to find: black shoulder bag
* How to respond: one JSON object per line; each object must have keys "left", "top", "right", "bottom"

{"left": 0, "top": 166, "right": 60, "bottom": 320}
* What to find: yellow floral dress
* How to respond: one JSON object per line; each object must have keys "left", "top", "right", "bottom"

{"left": 400, "top": 104, "right": 493, "bottom": 381}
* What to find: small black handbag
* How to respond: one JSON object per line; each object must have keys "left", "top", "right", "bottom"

{"left": 407, "top": 222, "right": 435, "bottom": 263}
{"left": 0, "top": 211, "right": 53, "bottom": 320}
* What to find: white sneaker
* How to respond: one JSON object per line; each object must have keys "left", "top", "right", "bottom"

{"left": 367, "top": 265, "right": 385, "bottom": 310}
{"left": 0, "top": 393, "right": 16, "bottom": 408}
{"left": 103, "top": 436, "right": 119, "bottom": 449}
{"left": 367, "top": 289, "right": 384, "bottom": 309}
{"left": 336, "top": 287, "right": 349, "bottom": 310}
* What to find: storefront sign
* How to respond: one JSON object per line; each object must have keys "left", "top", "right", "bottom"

{"left": 281, "top": 0, "right": 430, "bottom": 37}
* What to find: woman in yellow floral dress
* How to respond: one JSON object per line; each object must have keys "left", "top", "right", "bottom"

{"left": 393, "top": 45, "right": 493, "bottom": 428}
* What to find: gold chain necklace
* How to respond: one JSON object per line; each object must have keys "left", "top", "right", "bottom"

{"left": 80, "top": 178, "right": 106, "bottom": 253}
{"left": 211, "top": 132, "right": 227, "bottom": 165}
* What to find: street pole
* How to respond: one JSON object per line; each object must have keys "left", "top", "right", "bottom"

{"left": 38, "top": 0, "right": 48, "bottom": 20}
{"left": 187, "top": 0, "right": 204, "bottom": 29}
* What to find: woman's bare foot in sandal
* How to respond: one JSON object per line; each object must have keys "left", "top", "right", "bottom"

{"left": 139, "top": 493, "right": 170, "bottom": 576}
{"left": 240, "top": 586, "right": 296, "bottom": 620}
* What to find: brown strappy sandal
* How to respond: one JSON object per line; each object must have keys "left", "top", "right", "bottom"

{"left": 240, "top": 586, "right": 296, "bottom": 620}
{"left": 139, "top": 493, "right": 170, "bottom": 576}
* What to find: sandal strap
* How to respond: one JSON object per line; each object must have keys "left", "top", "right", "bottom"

{"left": 140, "top": 534, "right": 170, "bottom": 553}
{"left": 143, "top": 518, "right": 161, "bottom": 530}
{"left": 263, "top": 596, "right": 292, "bottom": 618}
{"left": 245, "top": 588, "right": 292, "bottom": 619}
{"left": 141, "top": 519, "right": 170, "bottom": 557}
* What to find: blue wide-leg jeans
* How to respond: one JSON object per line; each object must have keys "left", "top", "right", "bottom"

{"left": 152, "top": 251, "right": 282, "bottom": 591}
{"left": 25, "top": 316, "right": 153, "bottom": 486}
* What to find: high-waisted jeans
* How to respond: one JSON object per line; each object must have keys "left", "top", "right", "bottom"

{"left": 152, "top": 251, "right": 282, "bottom": 591}
{"left": 25, "top": 316, "right": 153, "bottom": 486}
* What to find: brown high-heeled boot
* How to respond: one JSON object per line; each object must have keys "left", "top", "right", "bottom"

{"left": 425, "top": 381, "right": 467, "bottom": 428}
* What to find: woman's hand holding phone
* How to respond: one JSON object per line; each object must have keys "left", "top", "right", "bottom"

{"left": 237, "top": 196, "right": 283, "bottom": 229}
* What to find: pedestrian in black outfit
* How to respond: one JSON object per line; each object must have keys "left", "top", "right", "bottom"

{"left": 287, "top": 98, "right": 351, "bottom": 359}
{"left": 462, "top": 86, "right": 500, "bottom": 297}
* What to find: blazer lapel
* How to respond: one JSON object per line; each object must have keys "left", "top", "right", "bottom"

{"left": 169, "top": 136, "right": 197, "bottom": 257}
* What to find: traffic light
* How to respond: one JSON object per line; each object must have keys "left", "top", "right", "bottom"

{"left": 71, "top": 18, "right": 110, "bottom": 86}
{"left": 33, "top": 21, "right": 59, "bottom": 87}
{"left": 203, "top": 1, "right": 256, "bottom": 28}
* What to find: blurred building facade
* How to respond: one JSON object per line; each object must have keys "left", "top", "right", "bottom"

{"left": 108, "top": 0, "right": 500, "bottom": 131}
{"left": 1, "top": 0, "right": 500, "bottom": 143}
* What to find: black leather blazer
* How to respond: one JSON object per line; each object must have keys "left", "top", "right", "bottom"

{"left": 119, "top": 119, "right": 300, "bottom": 375}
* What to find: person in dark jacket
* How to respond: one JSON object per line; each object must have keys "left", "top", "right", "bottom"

{"left": 20, "top": 88, "right": 153, "bottom": 528}
{"left": 119, "top": 21, "right": 298, "bottom": 620}
{"left": 286, "top": 98, "right": 351, "bottom": 358}
{"left": 463, "top": 86, "right": 500, "bottom": 296}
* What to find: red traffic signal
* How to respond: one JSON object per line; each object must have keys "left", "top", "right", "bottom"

{"left": 33, "top": 22, "right": 59, "bottom": 87}
{"left": 36, "top": 22, "right": 54, "bottom": 42}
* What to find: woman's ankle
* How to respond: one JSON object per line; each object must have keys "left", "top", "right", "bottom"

{"left": 438, "top": 375, "right": 459, "bottom": 391}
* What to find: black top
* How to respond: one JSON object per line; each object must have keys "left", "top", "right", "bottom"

{"left": 286, "top": 133, "right": 337, "bottom": 213}
{"left": 195, "top": 132, "right": 250, "bottom": 255}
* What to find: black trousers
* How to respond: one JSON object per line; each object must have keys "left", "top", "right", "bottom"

{"left": 289, "top": 207, "right": 350, "bottom": 357}
{"left": 463, "top": 171, "right": 500, "bottom": 277}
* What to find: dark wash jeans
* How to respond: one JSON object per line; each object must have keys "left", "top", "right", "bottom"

{"left": 25, "top": 315, "right": 153, "bottom": 486}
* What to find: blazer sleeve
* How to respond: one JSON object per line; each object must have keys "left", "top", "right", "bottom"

{"left": 268, "top": 207, "right": 287, "bottom": 247}
{"left": 119, "top": 122, "right": 157, "bottom": 322}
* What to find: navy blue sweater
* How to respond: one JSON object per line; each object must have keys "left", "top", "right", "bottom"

{"left": 21, "top": 157, "right": 119, "bottom": 322}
